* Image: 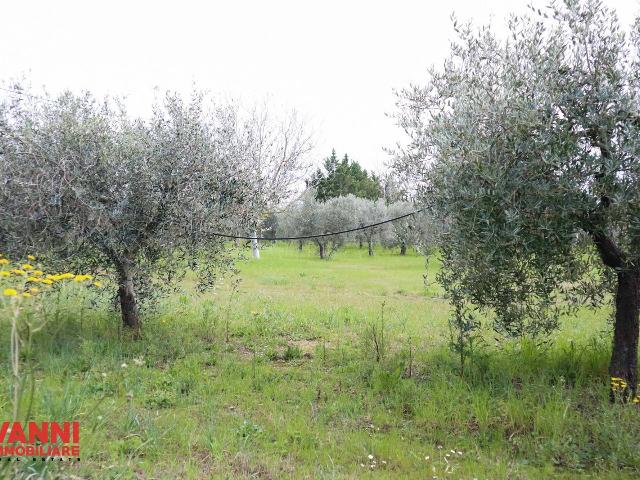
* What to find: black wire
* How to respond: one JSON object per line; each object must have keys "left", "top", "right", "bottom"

{"left": 216, "top": 209, "right": 423, "bottom": 241}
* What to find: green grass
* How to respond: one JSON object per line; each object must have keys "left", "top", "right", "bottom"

{"left": 1, "top": 243, "right": 639, "bottom": 479}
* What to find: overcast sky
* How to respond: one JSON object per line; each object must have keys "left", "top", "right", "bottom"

{"left": 2, "top": 0, "right": 638, "bottom": 172}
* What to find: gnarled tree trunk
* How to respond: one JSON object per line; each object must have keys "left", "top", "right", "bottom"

{"left": 318, "top": 241, "right": 325, "bottom": 259}
{"left": 590, "top": 230, "right": 640, "bottom": 402}
{"left": 400, "top": 243, "right": 407, "bottom": 256}
{"left": 117, "top": 260, "right": 141, "bottom": 331}
{"left": 368, "top": 239, "right": 374, "bottom": 256}
{"left": 609, "top": 269, "right": 639, "bottom": 402}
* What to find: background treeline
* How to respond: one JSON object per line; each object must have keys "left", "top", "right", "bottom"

{"left": 266, "top": 150, "right": 434, "bottom": 259}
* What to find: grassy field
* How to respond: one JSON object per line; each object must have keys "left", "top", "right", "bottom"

{"left": 1, "top": 244, "right": 639, "bottom": 479}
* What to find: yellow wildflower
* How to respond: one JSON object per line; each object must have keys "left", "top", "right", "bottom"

{"left": 74, "top": 274, "right": 92, "bottom": 282}
{"left": 611, "top": 376, "right": 628, "bottom": 392}
{"left": 33, "top": 270, "right": 43, "bottom": 276}
{"left": 26, "top": 276, "right": 41, "bottom": 283}
{"left": 0, "top": 259, "right": 9, "bottom": 265}
{"left": 3, "top": 288, "right": 18, "bottom": 296}
{"left": 41, "top": 279, "right": 53, "bottom": 285}
{"left": 0, "top": 271, "right": 9, "bottom": 277}
{"left": 60, "top": 273, "right": 74, "bottom": 279}
{"left": 27, "top": 255, "right": 36, "bottom": 261}
{"left": 92, "top": 281, "right": 103, "bottom": 288}
{"left": 28, "top": 287, "right": 40, "bottom": 294}
{"left": 10, "top": 269, "right": 26, "bottom": 276}
{"left": 22, "top": 264, "right": 34, "bottom": 270}
{"left": 22, "top": 292, "right": 31, "bottom": 298}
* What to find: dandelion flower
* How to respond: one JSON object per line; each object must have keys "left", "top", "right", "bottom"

{"left": 22, "top": 264, "right": 34, "bottom": 270}
{"left": 0, "top": 271, "right": 9, "bottom": 277}
{"left": 26, "top": 276, "right": 41, "bottom": 283}
{"left": 3, "top": 288, "right": 18, "bottom": 296}
{"left": 41, "top": 279, "right": 53, "bottom": 285}
{"left": 92, "top": 281, "right": 103, "bottom": 288}
{"left": 0, "top": 259, "right": 9, "bottom": 265}
{"left": 27, "top": 255, "right": 36, "bottom": 261}
{"left": 10, "top": 269, "right": 26, "bottom": 276}
{"left": 28, "top": 287, "right": 40, "bottom": 294}
{"left": 22, "top": 292, "right": 31, "bottom": 298}
{"left": 33, "top": 270, "right": 43, "bottom": 276}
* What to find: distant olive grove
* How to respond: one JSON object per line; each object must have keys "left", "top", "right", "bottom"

{"left": 275, "top": 190, "right": 434, "bottom": 259}
{"left": 265, "top": 150, "right": 435, "bottom": 259}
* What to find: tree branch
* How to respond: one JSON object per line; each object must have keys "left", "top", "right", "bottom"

{"left": 589, "top": 230, "right": 625, "bottom": 269}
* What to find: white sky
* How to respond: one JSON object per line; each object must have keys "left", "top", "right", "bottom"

{"left": 1, "top": 0, "right": 638, "bottom": 172}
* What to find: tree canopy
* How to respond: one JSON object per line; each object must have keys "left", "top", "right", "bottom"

{"left": 0, "top": 87, "right": 310, "bottom": 330}
{"left": 393, "top": 0, "right": 640, "bottom": 400}
{"left": 308, "top": 149, "right": 382, "bottom": 201}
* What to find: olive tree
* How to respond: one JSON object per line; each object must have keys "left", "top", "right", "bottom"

{"left": 384, "top": 202, "right": 416, "bottom": 255}
{"left": 393, "top": 0, "right": 640, "bottom": 400}
{"left": 277, "top": 189, "right": 321, "bottom": 252}
{"left": 278, "top": 191, "right": 357, "bottom": 259}
{"left": 0, "top": 87, "right": 307, "bottom": 330}
{"left": 353, "top": 197, "right": 387, "bottom": 256}
{"left": 316, "top": 195, "right": 358, "bottom": 259}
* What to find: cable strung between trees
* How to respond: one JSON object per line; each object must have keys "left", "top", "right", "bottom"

{"left": 214, "top": 209, "right": 424, "bottom": 241}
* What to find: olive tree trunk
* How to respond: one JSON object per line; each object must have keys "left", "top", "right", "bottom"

{"left": 318, "top": 241, "right": 325, "bottom": 259}
{"left": 400, "top": 243, "right": 407, "bottom": 255}
{"left": 117, "top": 261, "right": 141, "bottom": 330}
{"left": 609, "top": 270, "right": 639, "bottom": 402}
